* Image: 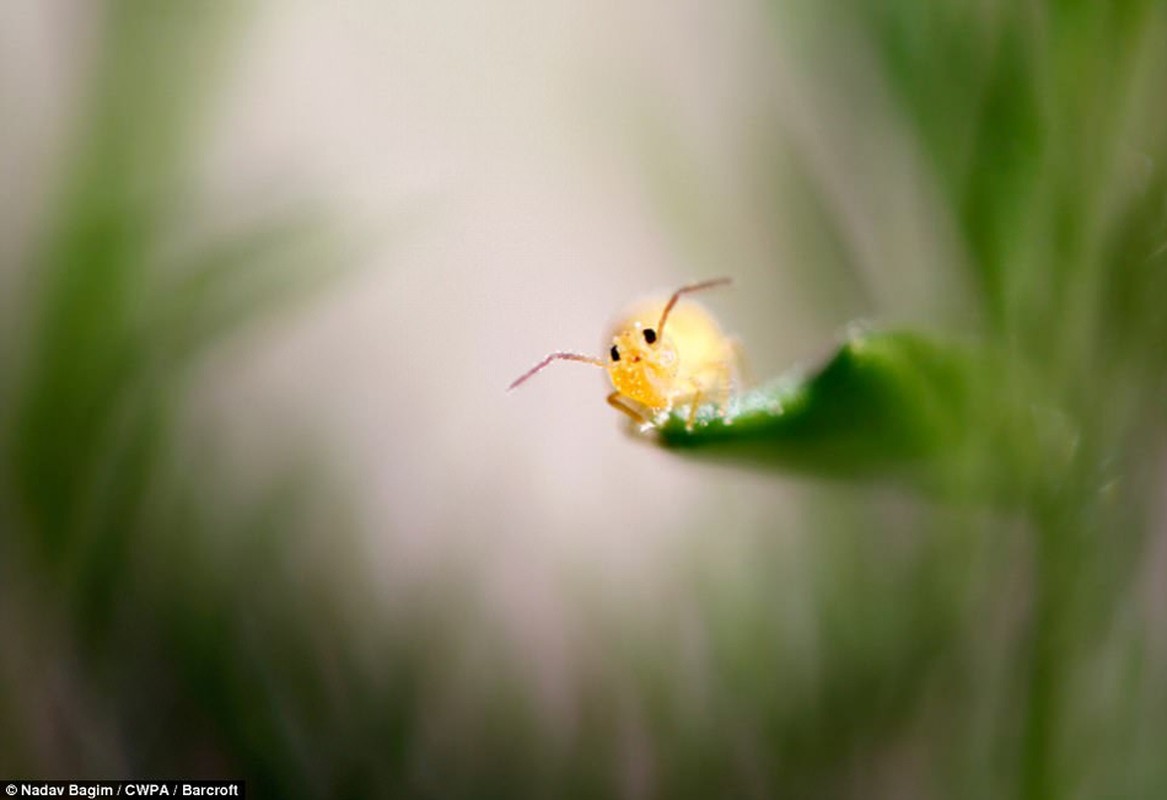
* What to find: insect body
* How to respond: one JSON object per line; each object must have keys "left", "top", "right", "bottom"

{"left": 509, "top": 278, "right": 741, "bottom": 428}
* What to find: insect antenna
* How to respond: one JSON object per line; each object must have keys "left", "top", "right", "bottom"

{"left": 656, "top": 277, "right": 732, "bottom": 339}
{"left": 508, "top": 352, "right": 605, "bottom": 391}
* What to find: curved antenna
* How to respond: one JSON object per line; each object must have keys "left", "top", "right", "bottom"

{"left": 508, "top": 351, "right": 605, "bottom": 391}
{"left": 656, "top": 277, "right": 732, "bottom": 340}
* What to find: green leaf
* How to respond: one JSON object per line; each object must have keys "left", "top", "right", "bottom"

{"left": 654, "top": 329, "right": 981, "bottom": 482}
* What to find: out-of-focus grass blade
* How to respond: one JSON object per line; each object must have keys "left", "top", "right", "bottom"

{"left": 655, "top": 329, "right": 980, "bottom": 481}
{"left": 12, "top": 1, "right": 234, "bottom": 559}
{"left": 150, "top": 208, "right": 341, "bottom": 367}
{"left": 9, "top": 0, "right": 342, "bottom": 636}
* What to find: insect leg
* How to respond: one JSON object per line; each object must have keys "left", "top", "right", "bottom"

{"left": 607, "top": 392, "right": 652, "bottom": 426}
{"left": 685, "top": 382, "right": 705, "bottom": 431}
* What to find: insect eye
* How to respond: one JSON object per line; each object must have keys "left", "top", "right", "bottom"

{"left": 643, "top": 328, "right": 657, "bottom": 344}
{"left": 610, "top": 345, "right": 620, "bottom": 362}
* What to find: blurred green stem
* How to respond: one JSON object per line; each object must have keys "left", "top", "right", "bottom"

{"left": 1021, "top": 523, "right": 1060, "bottom": 800}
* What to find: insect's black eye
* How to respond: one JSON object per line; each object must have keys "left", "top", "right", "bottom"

{"left": 643, "top": 328, "right": 657, "bottom": 344}
{"left": 610, "top": 345, "right": 620, "bottom": 362}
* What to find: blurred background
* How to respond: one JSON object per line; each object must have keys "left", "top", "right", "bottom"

{"left": 1, "top": 1, "right": 1165, "bottom": 797}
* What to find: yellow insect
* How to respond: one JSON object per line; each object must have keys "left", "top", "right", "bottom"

{"left": 509, "top": 278, "right": 742, "bottom": 428}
